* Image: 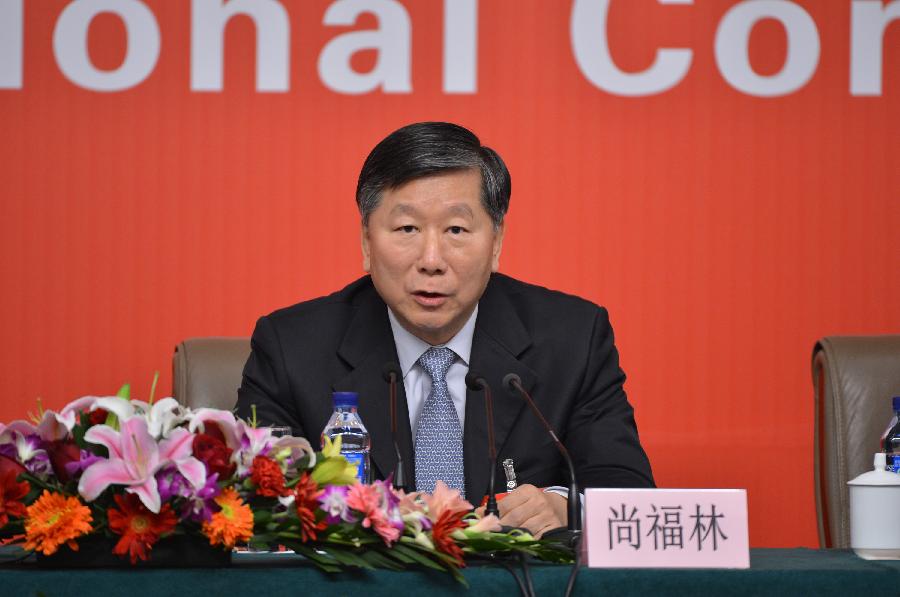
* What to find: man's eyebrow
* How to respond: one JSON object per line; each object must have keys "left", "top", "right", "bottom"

{"left": 389, "top": 203, "right": 419, "bottom": 216}
{"left": 388, "top": 203, "right": 475, "bottom": 218}
{"left": 446, "top": 203, "right": 475, "bottom": 218}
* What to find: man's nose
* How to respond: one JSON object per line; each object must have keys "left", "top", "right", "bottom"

{"left": 417, "top": 231, "right": 447, "bottom": 274}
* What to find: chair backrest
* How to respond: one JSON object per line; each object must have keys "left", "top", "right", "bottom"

{"left": 172, "top": 337, "right": 251, "bottom": 411}
{"left": 812, "top": 335, "right": 900, "bottom": 548}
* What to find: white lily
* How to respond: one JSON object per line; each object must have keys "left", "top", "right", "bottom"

{"left": 131, "top": 398, "right": 186, "bottom": 439}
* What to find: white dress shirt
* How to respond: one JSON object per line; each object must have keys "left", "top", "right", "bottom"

{"left": 387, "top": 306, "right": 571, "bottom": 505}
{"left": 387, "top": 306, "right": 477, "bottom": 433}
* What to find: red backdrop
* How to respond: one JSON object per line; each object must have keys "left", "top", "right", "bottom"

{"left": 1, "top": 0, "right": 898, "bottom": 548}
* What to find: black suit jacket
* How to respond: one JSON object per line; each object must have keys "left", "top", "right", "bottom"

{"left": 236, "top": 274, "right": 654, "bottom": 500}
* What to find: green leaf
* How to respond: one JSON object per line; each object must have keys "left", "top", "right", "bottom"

{"left": 116, "top": 384, "right": 130, "bottom": 399}
{"left": 360, "top": 548, "right": 404, "bottom": 571}
{"left": 392, "top": 543, "right": 449, "bottom": 572}
{"left": 326, "top": 547, "right": 374, "bottom": 569}
{"left": 290, "top": 545, "right": 342, "bottom": 573}
{"left": 383, "top": 547, "right": 416, "bottom": 565}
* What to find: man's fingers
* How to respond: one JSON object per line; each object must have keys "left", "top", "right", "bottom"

{"left": 512, "top": 511, "right": 560, "bottom": 539}
{"left": 497, "top": 484, "right": 540, "bottom": 516}
{"left": 497, "top": 485, "right": 564, "bottom": 535}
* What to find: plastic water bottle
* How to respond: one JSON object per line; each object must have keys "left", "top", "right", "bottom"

{"left": 880, "top": 396, "right": 900, "bottom": 473}
{"left": 321, "top": 392, "right": 371, "bottom": 483}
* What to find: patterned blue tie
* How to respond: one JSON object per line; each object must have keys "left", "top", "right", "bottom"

{"left": 415, "top": 347, "right": 465, "bottom": 498}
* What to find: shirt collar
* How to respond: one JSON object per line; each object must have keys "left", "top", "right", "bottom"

{"left": 388, "top": 305, "right": 478, "bottom": 377}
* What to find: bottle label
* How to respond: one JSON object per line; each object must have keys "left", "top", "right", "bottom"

{"left": 889, "top": 455, "right": 900, "bottom": 474}
{"left": 342, "top": 452, "right": 367, "bottom": 483}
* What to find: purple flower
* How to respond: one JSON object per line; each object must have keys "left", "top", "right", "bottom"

{"left": 24, "top": 451, "right": 52, "bottom": 479}
{"left": 63, "top": 450, "right": 103, "bottom": 479}
{"left": 372, "top": 479, "right": 405, "bottom": 532}
{"left": 318, "top": 485, "right": 354, "bottom": 524}
{"left": 156, "top": 466, "right": 192, "bottom": 502}
{"left": 180, "top": 473, "right": 221, "bottom": 523}
{"left": 2, "top": 433, "right": 53, "bottom": 479}
{"left": 155, "top": 465, "right": 222, "bottom": 522}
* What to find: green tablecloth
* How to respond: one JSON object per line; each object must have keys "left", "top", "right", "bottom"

{"left": 3, "top": 549, "right": 899, "bottom": 596}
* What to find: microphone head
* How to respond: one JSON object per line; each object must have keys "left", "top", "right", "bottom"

{"left": 502, "top": 373, "right": 522, "bottom": 393}
{"left": 465, "top": 371, "right": 486, "bottom": 391}
{"left": 381, "top": 361, "right": 401, "bottom": 383}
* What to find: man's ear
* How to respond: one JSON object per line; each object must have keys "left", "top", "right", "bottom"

{"left": 361, "top": 225, "right": 371, "bottom": 272}
{"left": 491, "top": 221, "right": 505, "bottom": 272}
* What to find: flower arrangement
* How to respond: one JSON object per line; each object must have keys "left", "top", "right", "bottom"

{"left": 0, "top": 385, "right": 572, "bottom": 580}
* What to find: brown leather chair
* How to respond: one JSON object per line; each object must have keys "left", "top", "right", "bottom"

{"left": 172, "top": 337, "right": 251, "bottom": 411}
{"left": 812, "top": 335, "right": 900, "bottom": 548}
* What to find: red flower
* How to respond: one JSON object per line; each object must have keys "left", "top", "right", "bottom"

{"left": 250, "top": 456, "right": 287, "bottom": 497}
{"left": 0, "top": 455, "right": 28, "bottom": 526}
{"left": 431, "top": 510, "right": 467, "bottom": 567}
{"left": 45, "top": 440, "right": 81, "bottom": 483}
{"left": 108, "top": 493, "right": 177, "bottom": 564}
{"left": 87, "top": 409, "right": 108, "bottom": 426}
{"left": 192, "top": 433, "right": 235, "bottom": 479}
{"left": 293, "top": 473, "right": 326, "bottom": 542}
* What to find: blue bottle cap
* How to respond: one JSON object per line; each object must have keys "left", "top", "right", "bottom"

{"left": 333, "top": 392, "right": 359, "bottom": 408}
{"left": 893, "top": 396, "right": 900, "bottom": 411}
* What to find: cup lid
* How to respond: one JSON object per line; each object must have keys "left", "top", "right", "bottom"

{"left": 848, "top": 453, "right": 900, "bottom": 486}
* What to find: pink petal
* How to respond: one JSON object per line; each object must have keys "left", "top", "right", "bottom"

{"left": 119, "top": 417, "right": 159, "bottom": 476}
{"left": 78, "top": 459, "right": 134, "bottom": 501}
{"left": 189, "top": 409, "right": 241, "bottom": 449}
{"left": 37, "top": 410, "right": 73, "bottom": 441}
{"left": 127, "top": 478, "right": 162, "bottom": 513}
{"left": 84, "top": 425, "right": 125, "bottom": 460}
{"left": 0, "top": 420, "right": 37, "bottom": 443}
{"left": 469, "top": 514, "right": 502, "bottom": 533}
{"left": 175, "top": 457, "right": 207, "bottom": 489}
{"left": 159, "top": 428, "right": 195, "bottom": 461}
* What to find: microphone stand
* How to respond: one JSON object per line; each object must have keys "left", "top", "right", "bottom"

{"left": 503, "top": 373, "right": 581, "bottom": 547}
{"left": 382, "top": 363, "right": 408, "bottom": 492}
{"left": 466, "top": 372, "right": 500, "bottom": 517}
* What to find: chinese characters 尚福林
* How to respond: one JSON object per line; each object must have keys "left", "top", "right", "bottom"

{"left": 608, "top": 503, "right": 728, "bottom": 552}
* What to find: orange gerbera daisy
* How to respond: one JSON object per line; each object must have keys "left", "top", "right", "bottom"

{"left": 24, "top": 490, "right": 93, "bottom": 556}
{"left": 201, "top": 487, "right": 253, "bottom": 548}
{"left": 108, "top": 493, "right": 178, "bottom": 564}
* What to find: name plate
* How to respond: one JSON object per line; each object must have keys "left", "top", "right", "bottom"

{"left": 583, "top": 488, "right": 749, "bottom": 568}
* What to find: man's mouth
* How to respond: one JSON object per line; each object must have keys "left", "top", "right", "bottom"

{"left": 412, "top": 291, "right": 448, "bottom": 307}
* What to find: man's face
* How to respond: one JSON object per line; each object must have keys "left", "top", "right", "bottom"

{"left": 362, "top": 169, "right": 504, "bottom": 345}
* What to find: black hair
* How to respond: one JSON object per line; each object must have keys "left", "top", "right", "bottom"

{"left": 356, "top": 122, "right": 511, "bottom": 228}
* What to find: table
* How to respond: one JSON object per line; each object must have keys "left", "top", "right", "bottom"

{"left": 3, "top": 549, "right": 899, "bottom": 596}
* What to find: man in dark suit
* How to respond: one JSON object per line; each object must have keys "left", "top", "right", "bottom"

{"left": 237, "top": 122, "right": 653, "bottom": 537}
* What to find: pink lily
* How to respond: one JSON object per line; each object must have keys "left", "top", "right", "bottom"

{"left": 35, "top": 396, "right": 101, "bottom": 441}
{"left": 78, "top": 417, "right": 206, "bottom": 513}
{"left": 187, "top": 409, "right": 242, "bottom": 450}
{"left": 0, "top": 420, "right": 38, "bottom": 444}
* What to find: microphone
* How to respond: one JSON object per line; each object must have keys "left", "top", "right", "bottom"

{"left": 381, "top": 362, "right": 408, "bottom": 492}
{"left": 503, "top": 373, "right": 582, "bottom": 542}
{"left": 465, "top": 371, "right": 500, "bottom": 518}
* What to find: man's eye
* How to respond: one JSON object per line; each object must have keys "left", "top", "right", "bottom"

{"left": 397, "top": 225, "right": 416, "bottom": 233}
{"left": 448, "top": 226, "right": 466, "bottom": 235}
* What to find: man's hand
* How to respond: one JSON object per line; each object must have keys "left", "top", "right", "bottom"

{"left": 497, "top": 484, "right": 567, "bottom": 538}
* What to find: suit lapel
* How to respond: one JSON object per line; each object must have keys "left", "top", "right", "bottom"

{"left": 333, "top": 285, "right": 414, "bottom": 484}
{"left": 464, "top": 276, "right": 536, "bottom": 503}
{"left": 329, "top": 275, "right": 536, "bottom": 502}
